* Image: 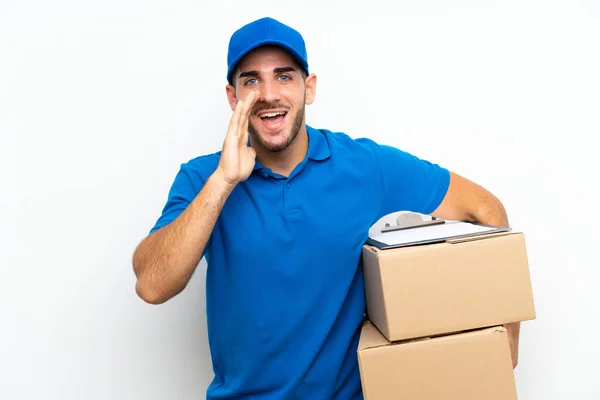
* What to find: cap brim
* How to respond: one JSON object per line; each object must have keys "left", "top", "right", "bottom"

{"left": 227, "top": 39, "right": 309, "bottom": 84}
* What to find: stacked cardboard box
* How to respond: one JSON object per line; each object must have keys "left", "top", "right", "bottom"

{"left": 358, "top": 229, "right": 536, "bottom": 399}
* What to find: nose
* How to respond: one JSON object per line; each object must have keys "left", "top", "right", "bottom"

{"left": 258, "top": 79, "right": 281, "bottom": 104}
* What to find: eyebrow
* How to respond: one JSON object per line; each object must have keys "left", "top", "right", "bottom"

{"left": 238, "top": 66, "right": 297, "bottom": 79}
{"left": 274, "top": 66, "right": 296, "bottom": 74}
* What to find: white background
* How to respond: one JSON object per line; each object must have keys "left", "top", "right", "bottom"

{"left": 1, "top": 0, "right": 599, "bottom": 399}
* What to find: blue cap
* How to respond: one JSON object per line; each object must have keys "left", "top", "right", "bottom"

{"left": 226, "top": 17, "right": 309, "bottom": 85}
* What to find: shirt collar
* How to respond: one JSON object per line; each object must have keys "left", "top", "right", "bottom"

{"left": 306, "top": 125, "right": 331, "bottom": 161}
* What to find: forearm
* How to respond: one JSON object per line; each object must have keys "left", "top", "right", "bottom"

{"left": 470, "top": 192, "right": 509, "bottom": 227}
{"left": 133, "top": 170, "right": 234, "bottom": 304}
{"left": 433, "top": 172, "right": 509, "bottom": 227}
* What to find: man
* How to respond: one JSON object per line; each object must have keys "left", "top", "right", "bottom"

{"left": 132, "top": 17, "right": 520, "bottom": 399}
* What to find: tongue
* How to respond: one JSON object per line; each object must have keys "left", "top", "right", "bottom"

{"left": 262, "top": 114, "right": 285, "bottom": 127}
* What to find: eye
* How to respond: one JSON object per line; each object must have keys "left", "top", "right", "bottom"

{"left": 278, "top": 75, "right": 291, "bottom": 82}
{"left": 244, "top": 78, "right": 258, "bottom": 86}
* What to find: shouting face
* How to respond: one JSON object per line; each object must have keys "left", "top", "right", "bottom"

{"left": 227, "top": 46, "right": 316, "bottom": 153}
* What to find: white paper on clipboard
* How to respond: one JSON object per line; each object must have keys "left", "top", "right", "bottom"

{"left": 367, "top": 220, "right": 510, "bottom": 249}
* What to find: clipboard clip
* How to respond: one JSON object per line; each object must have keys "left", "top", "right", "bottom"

{"left": 381, "top": 212, "right": 445, "bottom": 233}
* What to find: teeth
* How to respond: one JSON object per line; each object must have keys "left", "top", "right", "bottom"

{"left": 260, "top": 112, "right": 285, "bottom": 118}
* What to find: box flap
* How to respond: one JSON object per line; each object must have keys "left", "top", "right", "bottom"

{"left": 359, "top": 323, "right": 507, "bottom": 351}
{"left": 358, "top": 322, "right": 390, "bottom": 351}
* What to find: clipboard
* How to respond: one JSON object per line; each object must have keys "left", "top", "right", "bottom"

{"left": 367, "top": 215, "right": 511, "bottom": 250}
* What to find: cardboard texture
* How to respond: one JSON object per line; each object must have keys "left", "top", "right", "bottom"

{"left": 357, "top": 322, "right": 518, "bottom": 400}
{"left": 362, "top": 231, "right": 536, "bottom": 342}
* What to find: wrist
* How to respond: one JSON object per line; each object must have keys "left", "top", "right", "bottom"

{"left": 211, "top": 168, "right": 237, "bottom": 193}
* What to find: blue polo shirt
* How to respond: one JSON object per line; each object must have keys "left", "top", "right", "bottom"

{"left": 150, "top": 126, "right": 450, "bottom": 399}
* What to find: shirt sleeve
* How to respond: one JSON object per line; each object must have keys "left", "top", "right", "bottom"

{"left": 149, "top": 163, "right": 211, "bottom": 257}
{"left": 370, "top": 142, "right": 451, "bottom": 217}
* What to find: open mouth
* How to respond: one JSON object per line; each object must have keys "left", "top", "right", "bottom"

{"left": 257, "top": 110, "right": 288, "bottom": 130}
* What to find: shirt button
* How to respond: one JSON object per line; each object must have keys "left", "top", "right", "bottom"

{"left": 286, "top": 183, "right": 291, "bottom": 189}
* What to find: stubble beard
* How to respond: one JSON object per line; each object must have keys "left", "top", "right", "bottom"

{"left": 248, "top": 103, "right": 305, "bottom": 153}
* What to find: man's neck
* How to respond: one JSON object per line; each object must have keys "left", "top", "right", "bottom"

{"left": 255, "top": 129, "right": 309, "bottom": 177}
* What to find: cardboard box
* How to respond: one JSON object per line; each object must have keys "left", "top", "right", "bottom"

{"left": 357, "top": 322, "right": 517, "bottom": 400}
{"left": 362, "top": 231, "right": 536, "bottom": 342}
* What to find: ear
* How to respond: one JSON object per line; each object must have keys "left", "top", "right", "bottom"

{"left": 304, "top": 73, "right": 317, "bottom": 105}
{"left": 225, "top": 84, "right": 237, "bottom": 111}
